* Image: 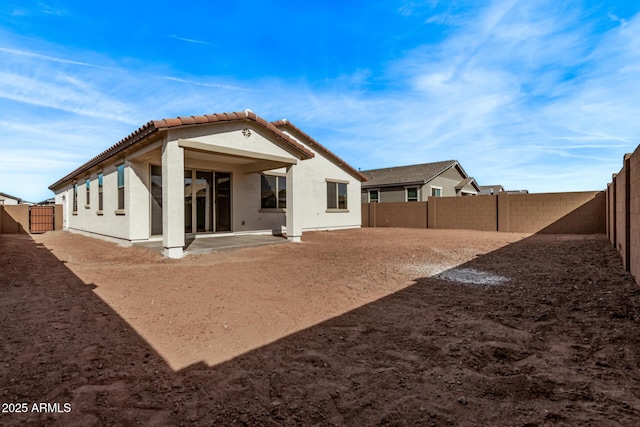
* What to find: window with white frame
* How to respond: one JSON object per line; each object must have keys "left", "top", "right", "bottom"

{"left": 116, "top": 164, "right": 125, "bottom": 210}
{"left": 431, "top": 186, "right": 442, "bottom": 197}
{"left": 327, "top": 181, "right": 348, "bottom": 210}
{"left": 85, "top": 178, "right": 90, "bottom": 207}
{"left": 369, "top": 190, "right": 379, "bottom": 203}
{"left": 261, "top": 174, "right": 286, "bottom": 209}
{"left": 73, "top": 183, "right": 78, "bottom": 212}
{"left": 98, "top": 173, "right": 103, "bottom": 211}
{"left": 406, "top": 187, "right": 419, "bottom": 202}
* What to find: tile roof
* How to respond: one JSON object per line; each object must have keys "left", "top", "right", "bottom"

{"left": 360, "top": 160, "right": 458, "bottom": 188}
{"left": 49, "top": 111, "right": 315, "bottom": 190}
{"left": 272, "top": 119, "right": 368, "bottom": 182}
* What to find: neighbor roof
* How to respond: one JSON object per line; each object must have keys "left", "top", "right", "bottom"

{"left": 272, "top": 119, "right": 367, "bottom": 182}
{"left": 0, "top": 192, "right": 22, "bottom": 203}
{"left": 50, "top": 111, "right": 316, "bottom": 190}
{"left": 360, "top": 160, "right": 461, "bottom": 188}
{"left": 479, "top": 185, "right": 504, "bottom": 195}
{"left": 455, "top": 177, "right": 479, "bottom": 192}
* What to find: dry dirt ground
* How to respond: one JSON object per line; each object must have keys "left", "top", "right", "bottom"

{"left": 2, "top": 228, "right": 640, "bottom": 426}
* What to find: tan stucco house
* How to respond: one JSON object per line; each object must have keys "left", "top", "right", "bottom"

{"left": 50, "top": 110, "right": 366, "bottom": 258}
{"left": 360, "top": 160, "right": 479, "bottom": 203}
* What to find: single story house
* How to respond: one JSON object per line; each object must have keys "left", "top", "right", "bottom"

{"left": 50, "top": 110, "right": 366, "bottom": 258}
{"left": 0, "top": 192, "right": 22, "bottom": 205}
{"left": 360, "top": 160, "right": 480, "bottom": 203}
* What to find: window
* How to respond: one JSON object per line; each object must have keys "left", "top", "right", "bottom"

{"left": 406, "top": 188, "right": 419, "bottom": 202}
{"left": 98, "top": 173, "right": 103, "bottom": 211}
{"left": 73, "top": 183, "right": 78, "bottom": 212}
{"left": 150, "top": 166, "right": 162, "bottom": 235}
{"left": 431, "top": 186, "right": 442, "bottom": 197}
{"left": 261, "top": 174, "right": 286, "bottom": 209}
{"left": 369, "top": 190, "right": 379, "bottom": 203}
{"left": 85, "top": 178, "right": 90, "bottom": 206}
{"left": 327, "top": 181, "right": 348, "bottom": 210}
{"left": 116, "top": 164, "right": 125, "bottom": 210}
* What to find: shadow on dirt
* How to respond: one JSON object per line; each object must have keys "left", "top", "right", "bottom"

{"left": 2, "top": 232, "right": 640, "bottom": 426}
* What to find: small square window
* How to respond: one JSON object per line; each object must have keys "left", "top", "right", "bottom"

{"left": 369, "top": 190, "right": 379, "bottom": 203}
{"left": 406, "top": 188, "right": 418, "bottom": 202}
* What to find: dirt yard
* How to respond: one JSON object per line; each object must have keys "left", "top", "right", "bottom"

{"left": 2, "top": 228, "right": 640, "bottom": 426}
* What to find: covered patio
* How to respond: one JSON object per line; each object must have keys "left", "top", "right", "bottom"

{"left": 134, "top": 234, "right": 288, "bottom": 256}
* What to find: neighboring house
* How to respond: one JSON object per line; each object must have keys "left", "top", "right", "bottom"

{"left": 360, "top": 160, "right": 480, "bottom": 203}
{"left": 50, "top": 110, "right": 366, "bottom": 258}
{"left": 37, "top": 198, "right": 56, "bottom": 206}
{"left": 0, "top": 192, "right": 22, "bottom": 205}
{"left": 479, "top": 185, "right": 504, "bottom": 195}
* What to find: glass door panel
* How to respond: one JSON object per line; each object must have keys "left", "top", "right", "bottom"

{"left": 196, "top": 171, "right": 213, "bottom": 232}
{"left": 215, "top": 172, "right": 231, "bottom": 232}
{"left": 151, "top": 165, "right": 163, "bottom": 235}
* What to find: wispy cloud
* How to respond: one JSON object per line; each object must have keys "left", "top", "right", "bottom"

{"left": 168, "top": 34, "right": 216, "bottom": 46}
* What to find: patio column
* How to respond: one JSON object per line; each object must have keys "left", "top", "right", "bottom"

{"left": 286, "top": 163, "right": 302, "bottom": 242}
{"left": 162, "top": 139, "right": 185, "bottom": 258}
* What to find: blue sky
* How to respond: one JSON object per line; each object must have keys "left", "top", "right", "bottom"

{"left": 1, "top": 0, "right": 639, "bottom": 202}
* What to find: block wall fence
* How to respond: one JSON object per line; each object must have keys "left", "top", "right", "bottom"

{"left": 0, "top": 204, "right": 63, "bottom": 235}
{"left": 606, "top": 146, "right": 640, "bottom": 282}
{"left": 363, "top": 190, "right": 606, "bottom": 234}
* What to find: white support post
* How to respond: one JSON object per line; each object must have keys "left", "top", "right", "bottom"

{"left": 286, "top": 164, "right": 303, "bottom": 242}
{"left": 162, "top": 139, "right": 185, "bottom": 258}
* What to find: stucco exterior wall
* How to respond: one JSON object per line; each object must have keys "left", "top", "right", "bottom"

{"left": 280, "top": 130, "right": 362, "bottom": 231}
{"left": 53, "top": 120, "right": 362, "bottom": 243}
{"left": 426, "top": 166, "right": 464, "bottom": 198}
{"left": 169, "top": 123, "right": 297, "bottom": 161}
{"left": 54, "top": 160, "right": 131, "bottom": 240}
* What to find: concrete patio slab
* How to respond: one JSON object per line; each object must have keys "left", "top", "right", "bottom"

{"left": 134, "top": 234, "right": 288, "bottom": 256}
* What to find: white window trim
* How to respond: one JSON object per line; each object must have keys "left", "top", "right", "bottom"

{"left": 116, "top": 163, "right": 125, "bottom": 214}
{"left": 430, "top": 185, "right": 443, "bottom": 197}
{"left": 405, "top": 186, "right": 420, "bottom": 202}
{"left": 261, "top": 172, "right": 287, "bottom": 210}
{"left": 85, "top": 177, "right": 91, "bottom": 208}
{"left": 368, "top": 188, "right": 380, "bottom": 203}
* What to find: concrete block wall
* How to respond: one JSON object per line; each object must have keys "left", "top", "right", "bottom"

{"left": 606, "top": 183, "right": 614, "bottom": 246}
{"left": 605, "top": 146, "right": 640, "bottom": 284}
{"left": 1, "top": 204, "right": 29, "bottom": 234}
{"left": 0, "top": 204, "right": 64, "bottom": 234}
{"left": 615, "top": 158, "right": 630, "bottom": 270}
{"left": 427, "top": 196, "right": 497, "bottom": 231}
{"left": 501, "top": 191, "right": 605, "bottom": 234}
{"left": 629, "top": 149, "right": 640, "bottom": 280}
{"left": 363, "top": 202, "right": 428, "bottom": 228}
{"left": 363, "top": 191, "right": 604, "bottom": 234}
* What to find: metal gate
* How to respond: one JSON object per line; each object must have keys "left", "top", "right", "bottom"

{"left": 29, "top": 205, "right": 55, "bottom": 233}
